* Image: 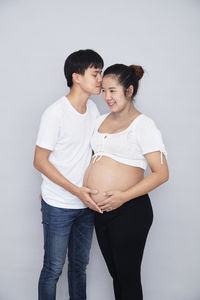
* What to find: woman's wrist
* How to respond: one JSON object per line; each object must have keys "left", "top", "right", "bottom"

{"left": 122, "top": 187, "right": 139, "bottom": 203}
{"left": 121, "top": 190, "right": 132, "bottom": 204}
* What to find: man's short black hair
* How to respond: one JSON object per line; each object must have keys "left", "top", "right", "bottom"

{"left": 64, "top": 49, "right": 104, "bottom": 87}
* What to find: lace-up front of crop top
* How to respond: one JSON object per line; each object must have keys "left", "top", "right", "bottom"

{"left": 91, "top": 113, "right": 167, "bottom": 170}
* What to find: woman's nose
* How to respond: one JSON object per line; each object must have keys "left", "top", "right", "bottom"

{"left": 105, "top": 92, "right": 112, "bottom": 100}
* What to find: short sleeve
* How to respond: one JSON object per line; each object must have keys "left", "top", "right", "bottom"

{"left": 136, "top": 117, "right": 167, "bottom": 163}
{"left": 36, "top": 109, "right": 60, "bottom": 151}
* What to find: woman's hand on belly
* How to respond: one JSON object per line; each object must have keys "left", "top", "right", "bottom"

{"left": 98, "top": 190, "right": 126, "bottom": 212}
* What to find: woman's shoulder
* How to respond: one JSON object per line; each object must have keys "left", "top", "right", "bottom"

{"left": 134, "top": 114, "right": 158, "bottom": 131}
{"left": 137, "top": 113, "right": 155, "bottom": 124}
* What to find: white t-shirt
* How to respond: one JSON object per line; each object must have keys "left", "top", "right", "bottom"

{"left": 91, "top": 113, "right": 167, "bottom": 170}
{"left": 36, "top": 96, "right": 100, "bottom": 208}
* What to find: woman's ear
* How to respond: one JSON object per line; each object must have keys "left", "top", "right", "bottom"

{"left": 126, "top": 85, "right": 134, "bottom": 98}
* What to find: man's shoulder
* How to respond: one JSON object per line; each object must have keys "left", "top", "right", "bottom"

{"left": 43, "top": 96, "right": 66, "bottom": 117}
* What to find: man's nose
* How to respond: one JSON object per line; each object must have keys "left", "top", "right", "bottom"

{"left": 97, "top": 74, "right": 102, "bottom": 82}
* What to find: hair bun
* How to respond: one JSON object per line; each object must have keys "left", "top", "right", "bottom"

{"left": 129, "top": 65, "right": 144, "bottom": 80}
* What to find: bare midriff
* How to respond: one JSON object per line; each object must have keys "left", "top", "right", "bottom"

{"left": 83, "top": 156, "right": 144, "bottom": 203}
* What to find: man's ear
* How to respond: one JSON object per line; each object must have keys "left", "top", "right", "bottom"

{"left": 126, "top": 85, "right": 134, "bottom": 98}
{"left": 72, "top": 73, "right": 81, "bottom": 84}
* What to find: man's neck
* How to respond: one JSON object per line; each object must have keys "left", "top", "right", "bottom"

{"left": 66, "top": 87, "right": 90, "bottom": 114}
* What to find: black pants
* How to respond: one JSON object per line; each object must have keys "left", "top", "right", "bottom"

{"left": 95, "top": 194, "right": 153, "bottom": 300}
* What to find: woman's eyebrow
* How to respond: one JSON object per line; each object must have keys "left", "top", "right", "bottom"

{"left": 102, "top": 87, "right": 117, "bottom": 90}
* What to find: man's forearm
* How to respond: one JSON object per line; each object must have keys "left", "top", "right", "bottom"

{"left": 34, "top": 159, "right": 80, "bottom": 197}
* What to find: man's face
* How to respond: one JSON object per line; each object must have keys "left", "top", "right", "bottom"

{"left": 78, "top": 67, "right": 102, "bottom": 95}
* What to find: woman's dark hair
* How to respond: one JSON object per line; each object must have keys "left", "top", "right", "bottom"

{"left": 103, "top": 64, "right": 144, "bottom": 99}
{"left": 64, "top": 49, "right": 104, "bottom": 87}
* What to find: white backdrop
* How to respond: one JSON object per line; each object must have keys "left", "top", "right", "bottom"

{"left": 0, "top": 0, "right": 200, "bottom": 299}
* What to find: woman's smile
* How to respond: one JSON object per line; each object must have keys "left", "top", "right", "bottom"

{"left": 107, "top": 100, "right": 116, "bottom": 107}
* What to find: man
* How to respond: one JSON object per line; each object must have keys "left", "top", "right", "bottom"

{"left": 34, "top": 49, "right": 104, "bottom": 300}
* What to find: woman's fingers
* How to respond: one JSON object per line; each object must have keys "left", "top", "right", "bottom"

{"left": 101, "top": 205, "right": 110, "bottom": 211}
{"left": 98, "top": 199, "right": 110, "bottom": 207}
{"left": 103, "top": 190, "right": 114, "bottom": 197}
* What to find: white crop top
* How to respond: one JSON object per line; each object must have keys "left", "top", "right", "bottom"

{"left": 91, "top": 113, "right": 167, "bottom": 170}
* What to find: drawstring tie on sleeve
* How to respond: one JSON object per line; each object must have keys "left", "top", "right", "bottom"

{"left": 92, "top": 134, "right": 107, "bottom": 163}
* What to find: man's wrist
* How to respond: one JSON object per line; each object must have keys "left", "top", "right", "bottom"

{"left": 64, "top": 182, "right": 80, "bottom": 197}
{"left": 72, "top": 185, "right": 81, "bottom": 197}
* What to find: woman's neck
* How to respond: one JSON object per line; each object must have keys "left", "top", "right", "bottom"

{"left": 111, "top": 102, "right": 140, "bottom": 121}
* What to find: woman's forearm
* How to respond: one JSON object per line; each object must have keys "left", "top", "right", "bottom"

{"left": 122, "top": 171, "right": 169, "bottom": 203}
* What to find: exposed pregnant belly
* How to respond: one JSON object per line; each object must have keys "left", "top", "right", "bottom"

{"left": 83, "top": 156, "right": 144, "bottom": 203}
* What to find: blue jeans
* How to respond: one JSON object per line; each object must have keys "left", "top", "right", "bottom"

{"left": 38, "top": 199, "right": 94, "bottom": 300}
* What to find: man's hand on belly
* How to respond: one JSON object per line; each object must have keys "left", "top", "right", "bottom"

{"left": 78, "top": 187, "right": 103, "bottom": 213}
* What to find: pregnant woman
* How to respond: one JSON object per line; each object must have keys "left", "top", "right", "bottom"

{"left": 83, "top": 63, "right": 169, "bottom": 300}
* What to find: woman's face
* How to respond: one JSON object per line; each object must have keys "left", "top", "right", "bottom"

{"left": 101, "top": 75, "right": 130, "bottom": 112}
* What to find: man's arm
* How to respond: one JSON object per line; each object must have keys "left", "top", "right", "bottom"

{"left": 33, "top": 145, "right": 102, "bottom": 213}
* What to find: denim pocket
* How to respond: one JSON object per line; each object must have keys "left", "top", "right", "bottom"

{"left": 41, "top": 211, "right": 49, "bottom": 225}
{"left": 41, "top": 199, "right": 49, "bottom": 225}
